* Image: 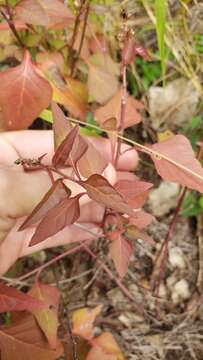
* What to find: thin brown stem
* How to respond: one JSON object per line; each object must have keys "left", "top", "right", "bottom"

{"left": 69, "top": 0, "right": 86, "bottom": 75}
{"left": 82, "top": 243, "right": 143, "bottom": 313}
{"left": 76, "top": 2, "right": 90, "bottom": 59}
{"left": 50, "top": 167, "right": 81, "bottom": 185}
{"left": 152, "top": 187, "right": 187, "bottom": 290}
{"left": 114, "top": 64, "right": 127, "bottom": 167}
{"left": 0, "top": 9, "right": 25, "bottom": 48}
{"left": 70, "top": 1, "right": 90, "bottom": 76}
{"left": 17, "top": 241, "right": 91, "bottom": 281}
{"left": 44, "top": 167, "right": 55, "bottom": 185}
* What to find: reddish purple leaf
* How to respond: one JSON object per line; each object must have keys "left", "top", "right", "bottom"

{"left": 148, "top": 135, "right": 203, "bottom": 192}
{"left": 52, "top": 102, "right": 88, "bottom": 169}
{"left": 134, "top": 42, "right": 150, "bottom": 60}
{"left": 52, "top": 102, "right": 88, "bottom": 165}
{"left": 81, "top": 174, "right": 137, "bottom": 217}
{"left": 122, "top": 36, "right": 137, "bottom": 66}
{"left": 0, "top": 283, "right": 44, "bottom": 313}
{"left": 0, "top": 51, "right": 52, "bottom": 130}
{"left": 30, "top": 194, "right": 81, "bottom": 246}
{"left": 110, "top": 234, "right": 133, "bottom": 278}
{"left": 52, "top": 125, "right": 79, "bottom": 168}
{"left": 77, "top": 141, "right": 107, "bottom": 178}
{"left": 115, "top": 179, "right": 153, "bottom": 208}
{"left": 19, "top": 179, "right": 71, "bottom": 231}
{"left": 69, "top": 135, "right": 88, "bottom": 167}
{"left": 122, "top": 36, "right": 150, "bottom": 65}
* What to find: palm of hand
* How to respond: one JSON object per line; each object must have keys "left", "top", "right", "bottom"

{"left": 0, "top": 130, "right": 138, "bottom": 275}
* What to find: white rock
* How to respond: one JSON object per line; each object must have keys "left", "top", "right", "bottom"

{"left": 149, "top": 78, "right": 199, "bottom": 130}
{"left": 148, "top": 181, "right": 180, "bottom": 217}
{"left": 168, "top": 247, "right": 186, "bottom": 269}
{"left": 172, "top": 279, "right": 190, "bottom": 304}
{"left": 166, "top": 273, "right": 178, "bottom": 290}
{"left": 158, "top": 283, "right": 167, "bottom": 298}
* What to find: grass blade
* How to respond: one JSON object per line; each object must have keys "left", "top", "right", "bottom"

{"left": 155, "top": 0, "right": 167, "bottom": 84}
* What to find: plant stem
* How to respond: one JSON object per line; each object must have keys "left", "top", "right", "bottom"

{"left": 17, "top": 241, "right": 91, "bottom": 281}
{"left": 0, "top": 8, "right": 25, "bottom": 48}
{"left": 69, "top": 0, "right": 86, "bottom": 76}
{"left": 76, "top": 2, "right": 90, "bottom": 58}
{"left": 114, "top": 64, "right": 127, "bottom": 167}
{"left": 65, "top": 116, "right": 203, "bottom": 184}
{"left": 82, "top": 243, "right": 143, "bottom": 313}
{"left": 152, "top": 187, "right": 187, "bottom": 317}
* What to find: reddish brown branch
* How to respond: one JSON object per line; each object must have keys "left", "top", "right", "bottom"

{"left": 0, "top": 8, "right": 25, "bottom": 48}
{"left": 151, "top": 187, "right": 187, "bottom": 292}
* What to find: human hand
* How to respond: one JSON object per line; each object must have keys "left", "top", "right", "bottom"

{"left": 0, "top": 130, "right": 138, "bottom": 275}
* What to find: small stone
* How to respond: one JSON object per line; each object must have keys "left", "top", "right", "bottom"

{"left": 158, "top": 283, "right": 167, "bottom": 298}
{"left": 148, "top": 181, "right": 179, "bottom": 217}
{"left": 172, "top": 279, "right": 190, "bottom": 304}
{"left": 166, "top": 273, "right": 177, "bottom": 290}
{"left": 169, "top": 247, "right": 186, "bottom": 269}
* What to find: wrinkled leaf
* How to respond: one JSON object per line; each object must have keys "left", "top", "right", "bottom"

{"left": 110, "top": 234, "right": 133, "bottom": 278}
{"left": 30, "top": 194, "right": 81, "bottom": 246}
{"left": 0, "top": 283, "right": 44, "bottom": 313}
{"left": 0, "top": 314, "right": 62, "bottom": 360}
{"left": 148, "top": 135, "right": 203, "bottom": 192}
{"left": 72, "top": 305, "right": 102, "bottom": 340}
{"left": 81, "top": 175, "right": 136, "bottom": 217}
{"left": 29, "top": 283, "right": 60, "bottom": 349}
{"left": 19, "top": 179, "right": 71, "bottom": 231}
{"left": 14, "top": 0, "right": 73, "bottom": 28}
{"left": 0, "top": 51, "right": 52, "bottom": 130}
{"left": 94, "top": 88, "right": 143, "bottom": 129}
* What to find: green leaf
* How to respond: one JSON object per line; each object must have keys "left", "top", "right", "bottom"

{"left": 181, "top": 193, "right": 202, "bottom": 217}
{"left": 39, "top": 109, "right": 53, "bottom": 124}
{"left": 155, "top": 0, "right": 167, "bottom": 84}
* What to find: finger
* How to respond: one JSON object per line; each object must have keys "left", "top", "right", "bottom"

{"left": 0, "top": 130, "right": 54, "bottom": 164}
{"left": 86, "top": 136, "right": 139, "bottom": 170}
{"left": 0, "top": 131, "right": 139, "bottom": 170}
{"left": 0, "top": 168, "right": 92, "bottom": 246}
{"left": 0, "top": 218, "right": 101, "bottom": 275}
